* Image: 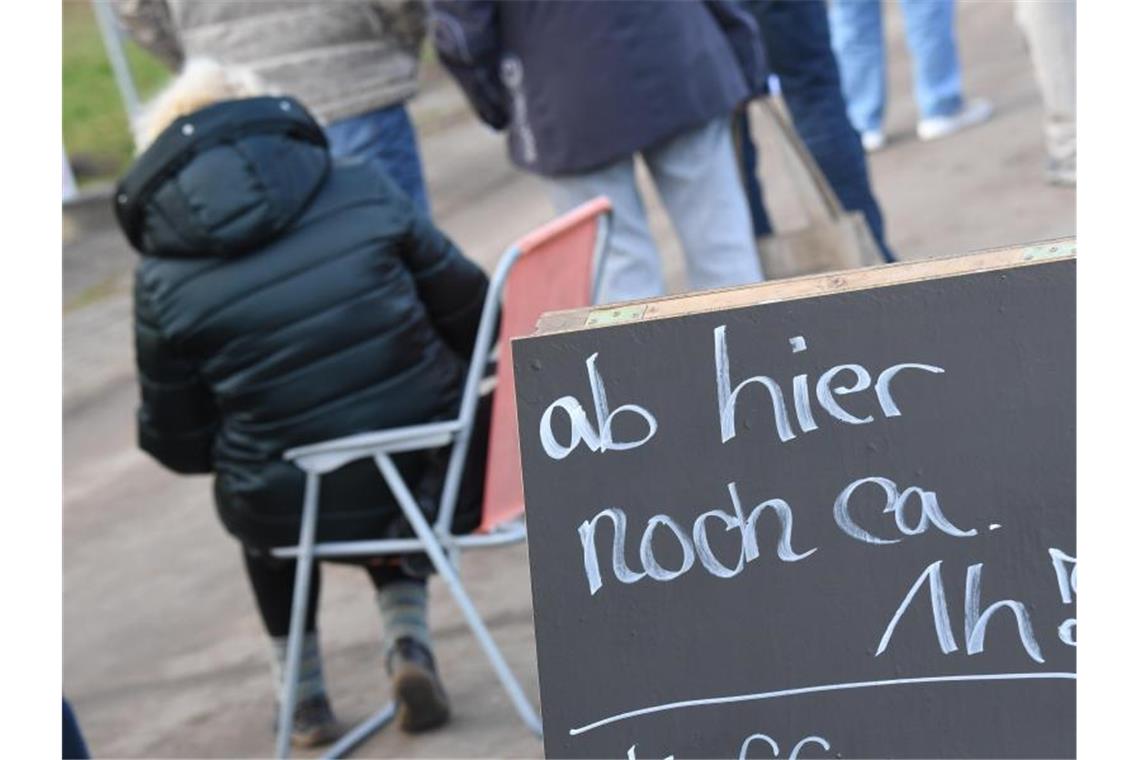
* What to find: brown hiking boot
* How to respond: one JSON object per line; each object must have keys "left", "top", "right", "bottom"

{"left": 387, "top": 637, "right": 451, "bottom": 732}
{"left": 275, "top": 692, "right": 342, "bottom": 748}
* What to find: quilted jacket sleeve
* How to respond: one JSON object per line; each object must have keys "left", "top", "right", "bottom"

{"left": 399, "top": 208, "right": 490, "bottom": 363}
{"left": 134, "top": 273, "right": 217, "bottom": 474}
{"left": 429, "top": 0, "right": 510, "bottom": 130}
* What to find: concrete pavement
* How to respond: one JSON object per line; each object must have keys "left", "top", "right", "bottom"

{"left": 63, "top": 3, "right": 1073, "bottom": 757}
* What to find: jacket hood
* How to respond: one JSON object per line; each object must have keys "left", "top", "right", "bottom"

{"left": 114, "top": 96, "right": 330, "bottom": 258}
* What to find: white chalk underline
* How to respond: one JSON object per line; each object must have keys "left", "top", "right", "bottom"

{"left": 568, "top": 671, "right": 1076, "bottom": 736}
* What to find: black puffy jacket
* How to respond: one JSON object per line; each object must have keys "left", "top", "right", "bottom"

{"left": 115, "top": 97, "right": 488, "bottom": 548}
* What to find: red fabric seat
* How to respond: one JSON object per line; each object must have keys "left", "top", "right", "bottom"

{"left": 479, "top": 196, "right": 612, "bottom": 532}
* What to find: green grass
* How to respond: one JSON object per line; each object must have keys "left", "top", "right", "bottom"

{"left": 63, "top": 0, "right": 170, "bottom": 183}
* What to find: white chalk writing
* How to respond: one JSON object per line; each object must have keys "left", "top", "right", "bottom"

{"left": 1049, "top": 548, "right": 1077, "bottom": 646}
{"left": 529, "top": 327, "right": 1073, "bottom": 752}
{"left": 877, "top": 560, "right": 1044, "bottom": 663}
{"left": 626, "top": 731, "right": 830, "bottom": 760}
{"left": 578, "top": 482, "right": 816, "bottom": 595}
{"left": 714, "top": 327, "right": 945, "bottom": 444}
{"left": 540, "top": 352, "right": 657, "bottom": 460}
{"left": 574, "top": 672, "right": 1075, "bottom": 736}
{"left": 833, "top": 477, "right": 977, "bottom": 545}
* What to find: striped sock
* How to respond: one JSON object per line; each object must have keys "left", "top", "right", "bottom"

{"left": 376, "top": 580, "right": 432, "bottom": 659}
{"left": 269, "top": 631, "right": 327, "bottom": 703}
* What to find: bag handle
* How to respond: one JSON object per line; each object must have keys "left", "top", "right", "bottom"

{"left": 754, "top": 98, "right": 847, "bottom": 223}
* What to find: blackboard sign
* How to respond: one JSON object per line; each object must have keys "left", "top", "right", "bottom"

{"left": 513, "top": 244, "right": 1075, "bottom": 759}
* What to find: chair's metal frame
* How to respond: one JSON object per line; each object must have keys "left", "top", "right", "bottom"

{"left": 270, "top": 207, "right": 611, "bottom": 759}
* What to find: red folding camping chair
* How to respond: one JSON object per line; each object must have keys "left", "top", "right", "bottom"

{"left": 270, "top": 197, "right": 613, "bottom": 758}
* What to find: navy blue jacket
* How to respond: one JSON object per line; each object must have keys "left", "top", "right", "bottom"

{"left": 431, "top": 0, "right": 768, "bottom": 176}
{"left": 115, "top": 97, "right": 488, "bottom": 548}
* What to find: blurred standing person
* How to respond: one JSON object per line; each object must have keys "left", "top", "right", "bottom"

{"left": 431, "top": 0, "right": 769, "bottom": 303}
{"left": 1016, "top": 0, "right": 1076, "bottom": 186}
{"left": 114, "top": 0, "right": 433, "bottom": 212}
{"left": 736, "top": 0, "right": 895, "bottom": 262}
{"left": 828, "top": 0, "right": 992, "bottom": 152}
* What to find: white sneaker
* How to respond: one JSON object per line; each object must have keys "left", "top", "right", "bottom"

{"left": 917, "top": 98, "right": 993, "bottom": 141}
{"left": 861, "top": 130, "right": 886, "bottom": 152}
{"left": 1046, "top": 157, "right": 1076, "bottom": 187}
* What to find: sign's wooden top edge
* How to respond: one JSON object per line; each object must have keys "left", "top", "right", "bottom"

{"left": 526, "top": 238, "right": 1075, "bottom": 339}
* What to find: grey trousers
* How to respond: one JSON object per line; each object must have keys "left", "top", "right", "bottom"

{"left": 545, "top": 116, "right": 763, "bottom": 304}
{"left": 1016, "top": 0, "right": 1076, "bottom": 166}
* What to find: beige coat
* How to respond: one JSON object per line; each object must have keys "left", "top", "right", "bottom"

{"left": 115, "top": 0, "right": 426, "bottom": 124}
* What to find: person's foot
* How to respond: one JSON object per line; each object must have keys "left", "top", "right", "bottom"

{"left": 861, "top": 129, "right": 886, "bottom": 153}
{"left": 387, "top": 637, "right": 451, "bottom": 733}
{"left": 277, "top": 692, "right": 342, "bottom": 748}
{"left": 917, "top": 98, "right": 993, "bottom": 141}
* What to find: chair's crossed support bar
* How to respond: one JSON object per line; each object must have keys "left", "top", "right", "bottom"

{"left": 374, "top": 453, "right": 542, "bottom": 736}
{"left": 321, "top": 702, "right": 398, "bottom": 760}
{"left": 276, "top": 470, "right": 322, "bottom": 759}
{"left": 272, "top": 426, "right": 540, "bottom": 759}
{"left": 271, "top": 525, "right": 527, "bottom": 560}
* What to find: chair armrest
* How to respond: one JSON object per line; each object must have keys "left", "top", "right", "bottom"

{"left": 284, "top": 420, "right": 462, "bottom": 475}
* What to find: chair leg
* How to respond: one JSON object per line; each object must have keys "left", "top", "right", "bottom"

{"left": 276, "top": 472, "right": 323, "bottom": 759}
{"left": 320, "top": 702, "right": 397, "bottom": 760}
{"left": 375, "top": 454, "right": 544, "bottom": 738}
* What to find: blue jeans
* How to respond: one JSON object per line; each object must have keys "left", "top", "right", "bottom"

{"left": 324, "top": 104, "right": 431, "bottom": 214}
{"left": 829, "top": 0, "right": 963, "bottom": 133}
{"left": 738, "top": 0, "right": 894, "bottom": 262}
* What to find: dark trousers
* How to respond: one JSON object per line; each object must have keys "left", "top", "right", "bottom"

{"left": 242, "top": 549, "right": 422, "bottom": 638}
{"left": 739, "top": 0, "right": 895, "bottom": 262}
{"left": 63, "top": 699, "right": 90, "bottom": 760}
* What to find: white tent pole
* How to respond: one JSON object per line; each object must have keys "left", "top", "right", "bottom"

{"left": 90, "top": 0, "right": 141, "bottom": 126}
{"left": 63, "top": 144, "right": 78, "bottom": 202}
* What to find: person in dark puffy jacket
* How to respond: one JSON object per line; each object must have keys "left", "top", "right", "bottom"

{"left": 115, "top": 60, "right": 480, "bottom": 746}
